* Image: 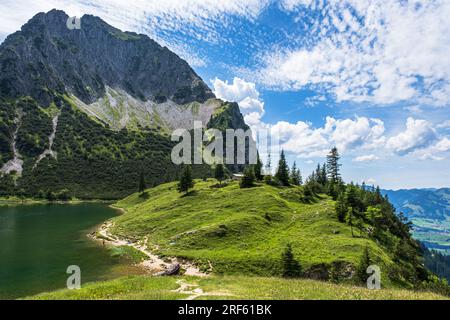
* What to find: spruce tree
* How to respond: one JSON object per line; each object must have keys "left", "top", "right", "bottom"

{"left": 326, "top": 147, "right": 342, "bottom": 184}
{"left": 315, "top": 164, "right": 322, "bottom": 183}
{"left": 265, "top": 153, "right": 272, "bottom": 175}
{"left": 290, "top": 161, "right": 301, "bottom": 186}
{"left": 138, "top": 170, "right": 146, "bottom": 194}
{"left": 282, "top": 243, "right": 302, "bottom": 278}
{"left": 335, "top": 193, "right": 347, "bottom": 222}
{"left": 254, "top": 154, "right": 263, "bottom": 181}
{"left": 177, "top": 165, "right": 194, "bottom": 194}
{"left": 240, "top": 166, "right": 256, "bottom": 188}
{"left": 275, "top": 150, "right": 290, "bottom": 186}
{"left": 214, "top": 163, "right": 225, "bottom": 185}
{"left": 347, "top": 207, "right": 354, "bottom": 237}
{"left": 357, "top": 246, "right": 372, "bottom": 284}
{"left": 321, "top": 163, "right": 327, "bottom": 185}
{"left": 375, "top": 186, "right": 383, "bottom": 204}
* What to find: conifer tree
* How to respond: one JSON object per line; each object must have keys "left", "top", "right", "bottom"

{"left": 321, "top": 163, "right": 327, "bottom": 185}
{"left": 315, "top": 164, "right": 322, "bottom": 183}
{"left": 138, "top": 169, "right": 146, "bottom": 194}
{"left": 254, "top": 154, "right": 263, "bottom": 181}
{"left": 265, "top": 153, "right": 272, "bottom": 175}
{"left": 357, "top": 246, "right": 372, "bottom": 283}
{"left": 335, "top": 193, "right": 347, "bottom": 222}
{"left": 347, "top": 207, "right": 354, "bottom": 237}
{"left": 326, "top": 147, "right": 342, "bottom": 184}
{"left": 214, "top": 163, "right": 225, "bottom": 185}
{"left": 275, "top": 150, "right": 290, "bottom": 186}
{"left": 290, "top": 161, "right": 301, "bottom": 186}
{"left": 282, "top": 243, "right": 302, "bottom": 278}
{"left": 177, "top": 165, "right": 194, "bottom": 194}
{"left": 375, "top": 186, "right": 383, "bottom": 204}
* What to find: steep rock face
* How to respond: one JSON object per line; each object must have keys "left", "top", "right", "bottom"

{"left": 71, "top": 87, "right": 227, "bottom": 132}
{"left": 0, "top": 9, "right": 214, "bottom": 106}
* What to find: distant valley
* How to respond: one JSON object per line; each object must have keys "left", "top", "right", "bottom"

{"left": 383, "top": 188, "right": 450, "bottom": 254}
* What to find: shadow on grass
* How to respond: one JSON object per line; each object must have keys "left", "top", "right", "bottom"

{"left": 139, "top": 191, "right": 150, "bottom": 200}
{"left": 210, "top": 182, "right": 229, "bottom": 189}
{"left": 180, "top": 190, "right": 198, "bottom": 198}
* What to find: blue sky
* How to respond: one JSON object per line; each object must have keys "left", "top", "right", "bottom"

{"left": 1, "top": 0, "right": 449, "bottom": 189}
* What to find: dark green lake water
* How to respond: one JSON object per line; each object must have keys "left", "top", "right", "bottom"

{"left": 0, "top": 203, "right": 133, "bottom": 299}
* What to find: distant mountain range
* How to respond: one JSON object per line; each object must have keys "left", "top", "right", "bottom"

{"left": 382, "top": 188, "right": 450, "bottom": 254}
{"left": 383, "top": 188, "right": 450, "bottom": 220}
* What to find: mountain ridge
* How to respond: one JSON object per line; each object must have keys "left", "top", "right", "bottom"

{"left": 1, "top": 9, "right": 215, "bottom": 106}
{"left": 382, "top": 188, "right": 450, "bottom": 220}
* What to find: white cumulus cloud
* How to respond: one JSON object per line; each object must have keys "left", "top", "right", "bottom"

{"left": 211, "top": 77, "right": 265, "bottom": 126}
{"left": 387, "top": 118, "right": 437, "bottom": 155}
{"left": 353, "top": 155, "right": 379, "bottom": 162}
{"left": 252, "top": 0, "right": 450, "bottom": 107}
{"left": 259, "top": 116, "right": 387, "bottom": 159}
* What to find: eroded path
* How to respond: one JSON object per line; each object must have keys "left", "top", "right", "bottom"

{"left": 172, "top": 279, "right": 232, "bottom": 300}
{"left": 96, "top": 222, "right": 208, "bottom": 277}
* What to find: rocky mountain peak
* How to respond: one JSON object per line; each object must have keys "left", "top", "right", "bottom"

{"left": 0, "top": 9, "right": 215, "bottom": 106}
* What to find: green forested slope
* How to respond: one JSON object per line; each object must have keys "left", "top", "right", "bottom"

{"left": 0, "top": 96, "right": 177, "bottom": 199}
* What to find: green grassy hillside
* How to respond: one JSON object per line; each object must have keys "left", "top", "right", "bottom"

{"left": 29, "top": 275, "right": 447, "bottom": 300}
{"left": 111, "top": 180, "right": 395, "bottom": 283}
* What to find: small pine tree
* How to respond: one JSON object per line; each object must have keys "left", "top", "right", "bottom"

{"left": 320, "top": 163, "right": 327, "bottom": 185}
{"left": 214, "top": 163, "right": 225, "bottom": 185}
{"left": 265, "top": 153, "right": 272, "bottom": 175}
{"left": 275, "top": 150, "right": 290, "bottom": 186}
{"left": 240, "top": 166, "right": 256, "bottom": 188}
{"left": 282, "top": 244, "right": 302, "bottom": 278}
{"left": 375, "top": 186, "right": 383, "bottom": 203}
{"left": 177, "top": 165, "right": 194, "bottom": 194}
{"left": 138, "top": 170, "right": 146, "bottom": 194}
{"left": 254, "top": 154, "right": 263, "bottom": 181}
{"left": 315, "top": 164, "right": 322, "bottom": 183}
{"left": 290, "top": 161, "right": 301, "bottom": 186}
{"left": 346, "top": 207, "right": 354, "bottom": 237}
{"left": 357, "top": 246, "right": 371, "bottom": 284}
{"left": 335, "top": 193, "right": 347, "bottom": 222}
